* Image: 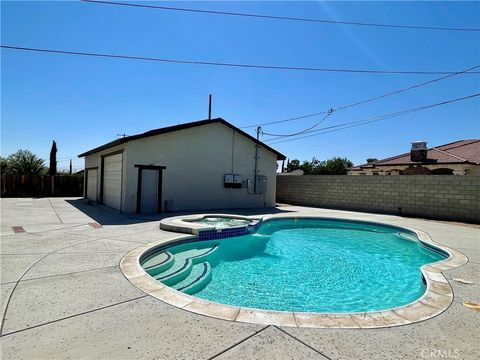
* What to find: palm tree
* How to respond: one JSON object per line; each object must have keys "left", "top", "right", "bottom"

{"left": 4, "top": 150, "right": 46, "bottom": 175}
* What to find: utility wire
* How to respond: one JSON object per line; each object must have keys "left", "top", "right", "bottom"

{"left": 265, "top": 93, "right": 480, "bottom": 144}
{"left": 241, "top": 64, "right": 480, "bottom": 129}
{"left": 2, "top": 45, "right": 479, "bottom": 76}
{"left": 240, "top": 111, "right": 329, "bottom": 129}
{"left": 261, "top": 111, "right": 333, "bottom": 137}
{"left": 267, "top": 93, "right": 480, "bottom": 143}
{"left": 333, "top": 65, "right": 480, "bottom": 112}
{"left": 81, "top": 0, "right": 480, "bottom": 33}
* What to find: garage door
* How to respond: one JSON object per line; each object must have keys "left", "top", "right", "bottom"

{"left": 86, "top": 169, "right": 98, "bottom": 201}
{"left": 103, "top": 153, "right": 123, "bottom": 210}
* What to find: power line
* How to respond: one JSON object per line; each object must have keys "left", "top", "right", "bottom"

{"left": 81, "top": 0, "right": 480, "bottom": 33}
{"left": 267, "top": 92, "right": 480, "bottom": 143}
{"left": 333, "top": 65, "right": 480, "bottom": 112}
{"left": 265, "top": 93, "right": 480, "bottom": 144}
{"left": 262, "top": 111, "right": 333, "bottom": 138}
{"left": 2, "top": 45, "right": 479, "bottom": 76}
{"left": 240, "top": 111, "right": 329, "bottom": 129}
{"left": 241, "top": 64, "right": 480, "bottom": 129}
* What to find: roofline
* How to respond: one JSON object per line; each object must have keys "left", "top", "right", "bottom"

{"left": 78, "top": 118, "right": 286, "bottom": 160}
{"left": 351, "top": 160, "right": 477, "bottom": 170}
{"left": 354, "top": 139, "right": 480, "bottom": 168}
{"left": 431, "top": 147, "right": 466, "bottom": 162}
{"left": 434, "top": 139, "right": 480, "bottom": 151}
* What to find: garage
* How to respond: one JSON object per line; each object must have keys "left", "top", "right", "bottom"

{"left": 86, "top": 168, "right": 98, "bottom": 202}
{"left": 102, "top": 152, "right": 123, "bottom": 210}
{"left": 78, "top": 118, "right": 285, "bottom": 213}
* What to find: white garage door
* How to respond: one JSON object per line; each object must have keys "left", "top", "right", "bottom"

{"left": 103, "top": 153, "right": 123, "bottom": 210}
{"left": 86, "top": 169, "right": 98, "bottom": 201}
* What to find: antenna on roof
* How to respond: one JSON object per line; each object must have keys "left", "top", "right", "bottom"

{"left": 116, "top": 133, "right": 129, "bottom": 138}
{"left": 208, "top": 94, "right": 212, "bottom": 120}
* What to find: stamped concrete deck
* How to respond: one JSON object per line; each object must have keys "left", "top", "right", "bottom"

{"left": 1, "top": 197, "right": 479, "bottom": 359}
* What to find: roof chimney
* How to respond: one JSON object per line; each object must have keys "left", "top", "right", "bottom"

{"left": 410, "top": 141, "right": 427, "bottom": 162}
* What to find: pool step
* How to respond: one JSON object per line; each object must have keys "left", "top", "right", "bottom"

{"left": 152, "top": 247, "right": 213, "bottom": 280}
{"left": 173, "top": 262, "right": 212, "bottom": 295}
{"left": 144, "top": 251, "right": 174, "bottom": 276}
{"left": 154, "top": 245, "right": 219, "bottom": 287}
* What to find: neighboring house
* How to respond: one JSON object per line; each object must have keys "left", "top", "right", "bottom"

{"left": 78, "top": 118, "right": 286, "bottom": 213}
{"left": 278, "top": 169, "right": 304, "bottom": 176}
{"left": 349, "top": 140, "right": 480, "bottom": 175}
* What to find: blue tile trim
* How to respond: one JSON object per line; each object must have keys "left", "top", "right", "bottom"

{"left": 197, "top": 221, "right": 263, "bottom": 241}
{"left": 198, "top": 226, "right": 249, "bottom": 241}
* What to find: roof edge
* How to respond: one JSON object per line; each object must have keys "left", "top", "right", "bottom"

{"left": 78, "top": 118, "right": 286, "bottom": 160}
{"left": 351, "top": 160, "right": 476, "bottom": 170}
{"left": 353, "top": 139, "right": 480, "bottom": 168}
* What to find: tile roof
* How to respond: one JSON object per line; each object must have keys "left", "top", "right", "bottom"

{"left": 353, "top": 140, "right": 480, "bottom": 169}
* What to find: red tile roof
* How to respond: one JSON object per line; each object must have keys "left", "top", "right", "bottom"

{"left": 353, "top": 140, "right": 480, "bottom": 169}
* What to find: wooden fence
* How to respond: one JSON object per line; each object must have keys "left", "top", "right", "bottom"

{"left": 1, "top": 175, "right": 84, "bottom": 197}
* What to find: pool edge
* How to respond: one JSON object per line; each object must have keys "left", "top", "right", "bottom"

{"left": 119, "top": 216, "right": 468, "bottom": 329}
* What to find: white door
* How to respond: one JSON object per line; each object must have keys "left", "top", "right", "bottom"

{"left": 86, "top": 169, "right": 97, "bottom": 201}
{"left": 103, "top": 153, "right": 123, "bottom": 210}
{"left": 140, "top": 170, "right": 159, "bottom": 213}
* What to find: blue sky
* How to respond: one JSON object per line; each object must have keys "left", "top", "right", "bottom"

{"left": 1, "top": 1, "right": 479, "bottom": 171}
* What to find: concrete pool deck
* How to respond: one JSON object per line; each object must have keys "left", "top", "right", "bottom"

{"left": 1, "top": 197, "right": 479, "bottom": 359}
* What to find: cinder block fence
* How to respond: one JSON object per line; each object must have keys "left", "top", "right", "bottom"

{"left": 276, "top": 175, "right": 480, "bottom": 223}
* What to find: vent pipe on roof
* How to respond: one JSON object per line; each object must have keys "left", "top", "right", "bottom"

{"left": 208, "top": 94, "right": 212, "bottom": 120}
{"left": 410, "top": 141, "right": 428, "bottom": 162}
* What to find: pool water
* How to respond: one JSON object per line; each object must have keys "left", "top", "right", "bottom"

{"left": 142, "top": 218, "right": 447, "bottom": 313}
{"left": 187, "top": 216, "right": 253, "bottom": 228}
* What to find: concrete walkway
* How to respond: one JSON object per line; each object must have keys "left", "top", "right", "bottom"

{"left": 0, "top": 198, "right": 478, "bottom": 359}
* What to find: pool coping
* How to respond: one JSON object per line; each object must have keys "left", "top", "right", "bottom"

{"left": 120, "top": 214, "right": 468, "bottom": 329}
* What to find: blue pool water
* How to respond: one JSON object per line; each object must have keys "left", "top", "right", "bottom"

{"left": 142, "top": 218, "right": 447, "bottom": 313}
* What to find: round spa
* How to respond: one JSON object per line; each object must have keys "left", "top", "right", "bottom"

{"left": 140, "top": 218, "right": 450, "bottom": 314}
{"left": 184, "top": 216, "right": 254, "bottom": 228}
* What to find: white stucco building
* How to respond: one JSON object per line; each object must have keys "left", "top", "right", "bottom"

{"left": 78, "top": 118, "right": 286, "bottom": 213}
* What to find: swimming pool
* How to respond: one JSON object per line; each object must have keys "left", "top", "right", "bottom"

{"left": 140, "top": 218, "right": 448, "bottom": 313}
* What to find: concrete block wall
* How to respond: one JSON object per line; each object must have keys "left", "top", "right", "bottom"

{"left": 276, "top": 175, "right": 480, "bottom": 223}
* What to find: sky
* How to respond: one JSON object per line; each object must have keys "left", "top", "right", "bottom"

{"left": 1, "top": 1, "right": 479, "bottom": 172}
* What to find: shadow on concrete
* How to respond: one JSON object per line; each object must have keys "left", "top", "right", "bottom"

{"left": 65, "top": 199, "right": 161, "bottom": 225}
{"left": 66, "top": 199, "right": 295, "bottom": 226}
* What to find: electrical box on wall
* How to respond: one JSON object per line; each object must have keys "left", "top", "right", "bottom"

{"left": 255, "top": 176, "right": 267, "bottom": 194}
{"left": 224, "top": 173, "right": 242, "bottom": 188}
{"left": 224, "top": 174, "right": 234, "bottom": 184}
